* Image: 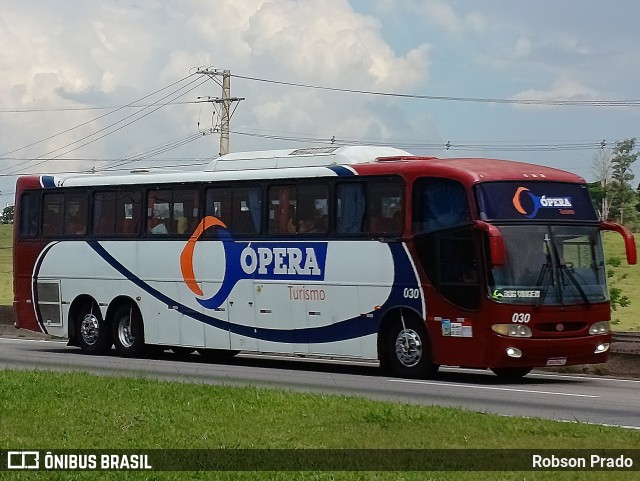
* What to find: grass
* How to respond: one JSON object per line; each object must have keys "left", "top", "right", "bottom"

{"left": 0, "top": 370, "right": 639, "bottom": 480}
{"left": 602, "top": 231, "right": 640, "bottom": 330}
{"left": 0, "top": 225, "right": 638, "bottom": 329}
{"left": 0, "top": 224, "right": 12, "bottom": 305}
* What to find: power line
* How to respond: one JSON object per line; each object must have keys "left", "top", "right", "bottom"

{"left": 0, "top": 76, "right": 211, "bottom": 175}
{"left": 0, "top": 100, "right": 207, "bottom": 113}
{"left": 0, "top": 73, "right": 199, "bottom": 159}
{"left": 232, "top": 74, "right": 640, "bottom": 107}
{"left": 230, "top": 130, "right": 614, "bottom": 152}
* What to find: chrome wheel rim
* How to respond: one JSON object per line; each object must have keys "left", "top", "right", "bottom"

{"left": 80, "top": 313, "right": 100, "bottom": 346}
{"left": 117, "top": 316, "right": 135, "bottom": 348}
{"left": 395, "top": 328, "right": 422, "bottom": 367}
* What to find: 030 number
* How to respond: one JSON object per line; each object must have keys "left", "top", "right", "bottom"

{"left": 512, "top": 313, "right": 531, "bottom": 323}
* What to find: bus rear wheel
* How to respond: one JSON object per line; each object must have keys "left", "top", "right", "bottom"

{"left": 491, "top": 367, "right": 532, "bottom": 380}
{"left": 112, "top": 304, "right": 145, "bottom": 357}
{"left": 76, "top": 302, "right": 111, "bottom": 354}
{"left": 384, "top": 317, "right": 438, "bottom": 379}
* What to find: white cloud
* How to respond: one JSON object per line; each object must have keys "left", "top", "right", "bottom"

{"left": 514, "top": 37, "right": 532, "bottom": 58}
{"left": 0, "top": 0, "right": 433, "bottom": 190}
{"left": 512, "top": 78, "right": 599, "bottom": 109}
{"left": 240, "top": 0, "right": 429, "bottom": 89}
{"left": 414, "top": 0, "right": 489, "bottom": 33}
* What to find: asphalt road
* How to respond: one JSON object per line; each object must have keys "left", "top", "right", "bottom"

{"left": 1, "top": 336, "right": 639, "bottom": 430}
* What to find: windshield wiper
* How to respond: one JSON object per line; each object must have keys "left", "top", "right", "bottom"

{"left": 535, "top": 261, "right": 552, "bottom": 307}
{"left": 559, "top": 263, "right": 591, "bottom": 307}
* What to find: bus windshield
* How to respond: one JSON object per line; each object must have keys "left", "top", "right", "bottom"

{"left": 489, "top": 225, "right": 608, "bottom": 306}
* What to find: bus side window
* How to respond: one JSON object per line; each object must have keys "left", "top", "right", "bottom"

{"left": 205, "top": 187, "right": 232, "bottom": 235}
{"left": 412, "top": 178, "right": 470, "bottom": 233}
{"left": 116, "top": 190, "right": 142, "bottom": 236}
{"left": 93, "top": 192, "right": 116, "bottom": 236}
{"left": 42, "top": 193, "right": 64, "bottom": 237}
{"left": 366, "top": 180, "right": 403, "bottom": 236}
{"left": 297, "top": 183, "right": 328, "bottom": 234}
{"left": 173, "top": 188, "right": 200, "bottom": 235}
{"left": 63, "top": 193, "right": 88, "bottom": 236}
{"left": 19, "top": 192, "right": 39, "bottom": 238}
{"left": 147, "top": 190, "right": 170, "bottom": 235}
{"left": 336, "top": 183, "right": 365, "bottom": 234}
{"left": 269, "top": 185, "right": 296, "bottom": 235}
{"left": 234, "top": 186, "right": 261, "bottom": 236}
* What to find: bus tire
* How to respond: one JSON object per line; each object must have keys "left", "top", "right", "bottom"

{"left": 385, "top": 316, "right": 438, "bottom": 379}
{"left": 111, "top": 304, "right": 145, "bottom": 358}
{"left": 490, "top": 367, "right": 531, "bottom": 380}
{"left": 76, "top": 301, "right": 111, "bottom": 354}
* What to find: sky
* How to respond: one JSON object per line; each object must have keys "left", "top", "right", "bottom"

{"left": 1, "top": 0, "right": 640, "bottom": 207}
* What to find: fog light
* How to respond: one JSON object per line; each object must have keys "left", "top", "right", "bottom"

{"left": 506, "top": 347, "right": 522, "bottom": 358}
{"left": 595, "top": 343, "right": 610, "bottom": 354}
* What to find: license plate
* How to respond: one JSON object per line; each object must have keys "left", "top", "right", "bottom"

{"left": 546, "top": 357, "right": 567, "bottom": 366}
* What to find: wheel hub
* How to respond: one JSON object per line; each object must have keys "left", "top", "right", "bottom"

{"left": 395, "top": 328, "right": 422, "bottom": 367}
{"left": 117, "top": 317, "right": 135, "bottom": 348}
{"left": 80, "top": 314, "right": 100, "bottom": 346}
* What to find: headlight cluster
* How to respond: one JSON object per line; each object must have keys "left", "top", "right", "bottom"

{"left": 491, "top": 324, "right": 532, "bottom": 337}
{"left": 589, "top": 321, "right": 610, "bottom": 335}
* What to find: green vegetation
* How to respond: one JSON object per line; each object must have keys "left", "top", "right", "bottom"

{"left": 3, "top": 224, "right": 638, "bottom": 329}
{"left": 0, "top": 370, "right": 639, "bottom": 480}
{"left": 603, "top": 231, "right": 640, "bottom": 330}
{"left": 0, "top": 224, "right": 11, "bottom": 305}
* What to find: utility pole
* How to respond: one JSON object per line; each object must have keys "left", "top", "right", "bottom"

{"left": 220, "top": 70, "right": 231, "bottom": 156}
{"left": 196, "top": 68, "right": 244, "bottom": 156}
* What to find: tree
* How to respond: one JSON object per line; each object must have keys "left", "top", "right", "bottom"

{"left": 608, "top": 138, "right": 638, "bottom": 228}
{"left": 0, "top": 205, "right": 14, "bottom": 224}
{"left": 590, "top": 147, "right": 612, "bottom": 219}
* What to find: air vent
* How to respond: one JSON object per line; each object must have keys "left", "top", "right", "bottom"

{"left": 289, "top": 147, "right": 339, "bottom": 156}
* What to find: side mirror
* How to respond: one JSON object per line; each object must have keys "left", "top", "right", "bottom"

{"left": 474, "top": 221, "right": 506, "bottom": 266}
{"left": 600, "top": 221, "right": 637, "bottom": 265}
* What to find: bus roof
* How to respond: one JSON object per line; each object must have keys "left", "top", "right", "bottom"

{"left": 20, "top": 146, "right": 585, "bottom": 188}
{"left": 354, "top": 156, "right": 586, "bottom": 186}
{"left": 205, "top": 145, "right": 412, "bottom": 171}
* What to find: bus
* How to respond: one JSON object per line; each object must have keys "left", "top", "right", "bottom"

{"left": 13, "top": 146, "right": 637, "bottom": 379}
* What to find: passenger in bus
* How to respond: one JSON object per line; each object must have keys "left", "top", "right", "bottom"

{"left": 298, "top": 209, "right": 327, "bottom": 233}
{"left": 176, "top": 216, "right": 189, "bottom": 234}
{"left": 148, "top": 218, "right": 168, "bottom": 234}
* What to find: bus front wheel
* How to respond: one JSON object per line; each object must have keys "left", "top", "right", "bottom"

{"left": 112, "top": 304, "right": 145, "bottom": 357}
{"left": 76, "top": 302, "right": 111, "bottom": 354}
{"left": 384, "top": 317, "right": 438, "bottom": 379}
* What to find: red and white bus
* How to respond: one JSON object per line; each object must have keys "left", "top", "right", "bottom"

{"left": 13, "top": 146, "right": 637, "bottom": 378}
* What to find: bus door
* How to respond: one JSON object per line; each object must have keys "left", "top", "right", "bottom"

{"left": 412, "top": 177, "right": 484, "bottom": 367}
{"left": 417, "top": 226, "right": 485, "bottom": 367}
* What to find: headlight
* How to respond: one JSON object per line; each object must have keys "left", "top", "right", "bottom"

{"left": 589, "top": 321, "right": 610, "bottom": 335}
{"left": 492, "top": 324, "right": 532, "bottom": 337}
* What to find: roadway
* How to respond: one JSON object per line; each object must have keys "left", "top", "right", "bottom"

{"left": 1, "top": 335, "right": 639, "bottom": 430}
